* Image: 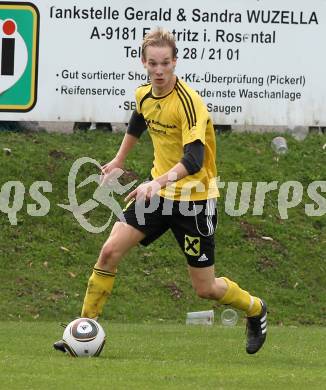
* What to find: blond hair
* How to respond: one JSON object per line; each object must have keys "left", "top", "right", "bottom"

{"left": 141, "top": 28, "right": 177, "bottom": 59}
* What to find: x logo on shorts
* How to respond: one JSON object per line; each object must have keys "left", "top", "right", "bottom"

{"left": 184, "top": 235, "right": 200, "bottom": 256}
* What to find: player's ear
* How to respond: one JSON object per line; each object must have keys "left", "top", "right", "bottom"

{"left": 141, "top": 56, "right": 147, "bottom": 68}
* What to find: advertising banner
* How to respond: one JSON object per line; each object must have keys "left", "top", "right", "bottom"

{"left": 0, "top": 0, "right": 325, "bottom": 125}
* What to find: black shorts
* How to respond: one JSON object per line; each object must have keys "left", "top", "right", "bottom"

{"left": 121, "top": 196, "right": 218, "bottom": 268}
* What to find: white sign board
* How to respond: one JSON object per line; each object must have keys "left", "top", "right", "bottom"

{"left": 0, "top": 0, "right": 325, "bottom": 126}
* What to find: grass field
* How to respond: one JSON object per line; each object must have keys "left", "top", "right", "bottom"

{"left": 0, "top": 130, "right": 325, "bottom": 325}
{"left": 0, "top": 130, "right": 325, "bottom": 388}
{"left": 0, "top": 322, "right": 325, "bottom": 390}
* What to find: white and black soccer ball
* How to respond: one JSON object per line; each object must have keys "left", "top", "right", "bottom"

{"left": 62, "top": 318, "right": 106, "bottom": 357}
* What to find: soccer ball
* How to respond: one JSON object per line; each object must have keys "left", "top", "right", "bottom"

{"left": 62, "top": 318, "right": 106, "bottom": 357}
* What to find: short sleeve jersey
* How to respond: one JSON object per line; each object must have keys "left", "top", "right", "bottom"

{"left": 135, "top": 77, "right": 219, "bottom": 201}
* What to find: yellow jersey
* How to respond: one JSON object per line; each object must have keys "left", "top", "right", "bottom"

{"left": 135, "top": 78, "right": 219, "bottom": 201}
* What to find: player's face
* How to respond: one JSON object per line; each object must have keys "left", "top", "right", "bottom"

{"left": 142, "top": 46, "right": 177, "bottom": 96}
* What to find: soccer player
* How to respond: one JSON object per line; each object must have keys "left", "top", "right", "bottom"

{"left": 54, "top": 28, "right": 267, "bottom": 354}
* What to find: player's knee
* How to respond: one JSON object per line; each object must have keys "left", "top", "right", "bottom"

{"left": 98, "top": 241, "right": 121, "bottom": 268}
{"left": 194, "top": 285, "right": 214, "bottom": 299}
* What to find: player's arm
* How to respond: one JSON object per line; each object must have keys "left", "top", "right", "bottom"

{"left": 101, "top": 110, "right": 147, "bottom": 178}
{"left": 154, "top": 139, "right": 204, "bottom": 185}
{"left": 125, "top": 140, "right": 204, "bottom": 201}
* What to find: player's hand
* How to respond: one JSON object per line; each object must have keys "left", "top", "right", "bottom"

{"left": 100, "top": 158, "right": 124, "bottom": 185}
{"left": 124, "top": 180, "right": 161, "bottom": 202}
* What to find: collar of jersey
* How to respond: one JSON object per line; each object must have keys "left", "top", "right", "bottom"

{"left": 151, "top": 77, "right": 178, "bottom": 100}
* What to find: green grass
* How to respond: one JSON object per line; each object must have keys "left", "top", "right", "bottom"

{"left": 0, "top": 322, "right": 325, "bottom": 390}
{"left": 0, "top": 130, "right": 325, "bottom": 388}
{"left": 0, "top": 130, "right": 325, "bottom": 325}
